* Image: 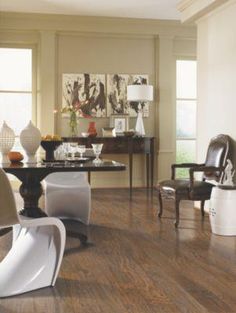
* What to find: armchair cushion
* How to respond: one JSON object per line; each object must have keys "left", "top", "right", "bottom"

{"left": 159, "top": 180, "right": 215, "bottom": 199}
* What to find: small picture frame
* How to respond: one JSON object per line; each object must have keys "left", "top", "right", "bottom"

{"left": 109, "top": 114, "right": 129, "bottom": 135}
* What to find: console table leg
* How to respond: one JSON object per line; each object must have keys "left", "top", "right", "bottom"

{"left": 151, "top": 148, "right": 154, "bottom": 193}
{"left": 129, "top": 153, "right": 133, "bottom": 197}
{"left": 146, "top": 154, "right": 150, "bottom": 189}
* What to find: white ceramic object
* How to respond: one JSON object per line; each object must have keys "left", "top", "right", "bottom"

{"left": 0, "top": 168, "right": 65, "bottom": 298}
{"left": 0, "top": 121, "right": 15, "bottom": 163}
{"left": 223, "top": 159, "right": 235, "bottom": 186}
{"left": 20, "top": 121, "right": 41, "bottom": 163}
{"left": 45, "top": 172, "right": 91, "bottom": 225}
{"left": 209, "top": 186, "right": 236, "bottom": 236}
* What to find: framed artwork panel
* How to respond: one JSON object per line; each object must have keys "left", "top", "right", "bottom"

{"left": 107, "top": 74, "right": 149, "bottom": 117}
{"left": 62, "top": 73, "right": 106, "bottom": 118}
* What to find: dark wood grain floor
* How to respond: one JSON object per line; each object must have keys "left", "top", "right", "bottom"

{"left": 0, "top": 188, "right": 236, "bottom": 313}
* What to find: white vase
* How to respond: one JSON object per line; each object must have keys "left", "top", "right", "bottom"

{"left": 0, "top": 121, "right": 15, "bottom": 163}
{"left": 20, "top": 121, "right": 41, "bottom": 163}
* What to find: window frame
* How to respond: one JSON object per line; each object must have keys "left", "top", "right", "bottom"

{"left": 0, "top": 43, "right": 37, "bottom": 130}
{"left": 175, "top": 57, "right": 197, "bottom": 170}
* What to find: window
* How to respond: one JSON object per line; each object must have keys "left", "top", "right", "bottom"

{"left": 176, "top": 60, "right": 197, "bottom": 178}
{"left": 0, "top": 47, "right": 34, "bottom": 150}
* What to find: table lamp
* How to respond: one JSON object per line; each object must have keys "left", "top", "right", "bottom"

{"left": 127, "top": 85, "right": 153, "bottom": 136}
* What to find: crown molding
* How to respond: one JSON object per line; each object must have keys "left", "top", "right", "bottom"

{"left": 177, "top": 0, "right": 230, "bottom": 23}
{"left": 0, "top": 11, "right": 196, "bottom": 38}
{"left": 177, "top": 0, "right": 196, "bottom": 12}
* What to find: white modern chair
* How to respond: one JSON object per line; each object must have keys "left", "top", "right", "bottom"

{"left": 44, "top": 172, "right": 91, "bottom": 225}
{"left": 0, "top": 168, "right": 65, "bottom": 298}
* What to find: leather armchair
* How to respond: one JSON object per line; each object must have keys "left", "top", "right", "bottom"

{"left": 157, "top": 134, "right": 232, "bottom": 227}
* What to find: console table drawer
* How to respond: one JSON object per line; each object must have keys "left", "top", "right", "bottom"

{"left": 64, "top": 137, "right": 130, "bottom": 153}
{"left": 102, "top": 140, "right": 128, "bottom": 153}
{"left": 64, "top": 137, "right": 153, "bottom": 154}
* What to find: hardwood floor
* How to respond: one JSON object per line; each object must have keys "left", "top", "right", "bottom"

{"left": 1, "top": 188, "right": 236, "bottom": 313}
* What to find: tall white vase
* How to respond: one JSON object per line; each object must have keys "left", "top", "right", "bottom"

{"left": 20, "top": 121, "right": 41, "bottom": 163}
{"left": 0, "top": 121, "right": 15, "bottom": 163}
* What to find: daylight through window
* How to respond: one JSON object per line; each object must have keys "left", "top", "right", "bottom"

{"left": 176, "top": 60, "right": 197, "bottom": 178}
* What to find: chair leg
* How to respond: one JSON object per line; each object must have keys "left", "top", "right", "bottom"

{"left": 200, "top": 200, "right": 205, "bottom": 217}
{"left": 157, "top": 188, "right": 163, "bottom": 218}
{"left": 174, "top": 198, "right": 180, "bottom": 228}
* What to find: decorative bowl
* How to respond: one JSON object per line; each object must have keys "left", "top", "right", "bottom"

{"left": 41, "top": 140, "right": 62, "bottom": 161}
{"left": 123, "top": 131, "right": 135, "bottom": 137}
{"left": 102, "top": 127, "right": 116, "bottom": 137}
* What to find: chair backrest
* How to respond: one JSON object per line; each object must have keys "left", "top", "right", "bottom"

{"left": 204, "top": 134, "right": 232, "bottom": 182}
{"left": 0, "top": 168, "right": 20, "bottom": 228}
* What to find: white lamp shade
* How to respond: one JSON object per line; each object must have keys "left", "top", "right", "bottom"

{"left": 127, "top": 85, "right": 153, "bottom": 101}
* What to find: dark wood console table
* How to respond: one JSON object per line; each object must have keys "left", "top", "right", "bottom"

{"left": 63, "top": 136, "right": 155, "bottom": 193}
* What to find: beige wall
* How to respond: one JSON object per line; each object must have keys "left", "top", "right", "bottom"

{"left": 57, "top": 34, "right": 155, "bottom": 137}
{"left": 0, "top": 13, "right": 196, "bottom": 187}
{"left": 196, "top": 0, "right": 236, "bottom": 166}
{"left": 179, "top": 0, "right": 236, "bottom": 209}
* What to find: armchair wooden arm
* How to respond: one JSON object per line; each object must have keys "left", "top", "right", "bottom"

{"left": 189, "top": 166, "right": 224, "bottom": 190}
{"left": 171, "top": 163, "right": 205, "bottom": 179}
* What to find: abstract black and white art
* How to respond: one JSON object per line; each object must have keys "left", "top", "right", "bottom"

{"left": 107, "top": 74, "right": 149, "bottom": 117}
{"left": 62, "top": 73, "right": 106, "bottom": 118}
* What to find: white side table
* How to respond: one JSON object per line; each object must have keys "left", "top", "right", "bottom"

{"left": 210, "top": 185, "right": 236, "bottom": 236}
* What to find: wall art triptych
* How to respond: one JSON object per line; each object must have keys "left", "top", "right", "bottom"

{"left": 62, "top": 73, "right": 149, "bottom": 118}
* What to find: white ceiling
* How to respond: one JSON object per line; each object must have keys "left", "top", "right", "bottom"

{"left": 0, "top": 0, "right": 180, "bottom": 20}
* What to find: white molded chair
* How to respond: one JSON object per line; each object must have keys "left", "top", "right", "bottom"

{"left": 44, "top": 172, "right": 91, "bottom": 225}
{"left": 0, "top": 168, "right": 65, "bottom": 298}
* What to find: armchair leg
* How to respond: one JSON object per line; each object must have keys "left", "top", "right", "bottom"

{"left": 200, "top": 200, "right": 205, "bottom": 217}
{"left": 157, "top": 188, "right": 163, "bottom": 218}
{"left": 174, "top": 198, "right": 180, "bottom": 228}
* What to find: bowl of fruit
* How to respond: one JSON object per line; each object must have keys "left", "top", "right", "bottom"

{"left": 41, "top": 135, "right": 62, "bottom": 161}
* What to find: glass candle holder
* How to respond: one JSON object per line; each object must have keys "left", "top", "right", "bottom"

{"left": 92, "top": 143, "right": 103, "bottom": 164}
{"left": 78, "top": 145, "right": 86, "bottom": 159}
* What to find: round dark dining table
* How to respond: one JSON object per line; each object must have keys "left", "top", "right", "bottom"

{"left": 1, "top": 159, "right": 126, "bottom": 243}
{"left": 2, "top": 159, "right": 126, "bottom": 218}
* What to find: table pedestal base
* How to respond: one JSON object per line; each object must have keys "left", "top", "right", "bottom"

{"left": 19, "top": 182, "right": 46, "bottom": 218}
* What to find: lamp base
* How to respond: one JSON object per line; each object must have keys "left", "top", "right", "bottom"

{"left": 135, "top": 112, "right": 145, "bottom": 136}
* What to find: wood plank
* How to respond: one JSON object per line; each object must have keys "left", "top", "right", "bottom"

{"left": 0, "top": 189, "right": 236, "bottom": 312}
